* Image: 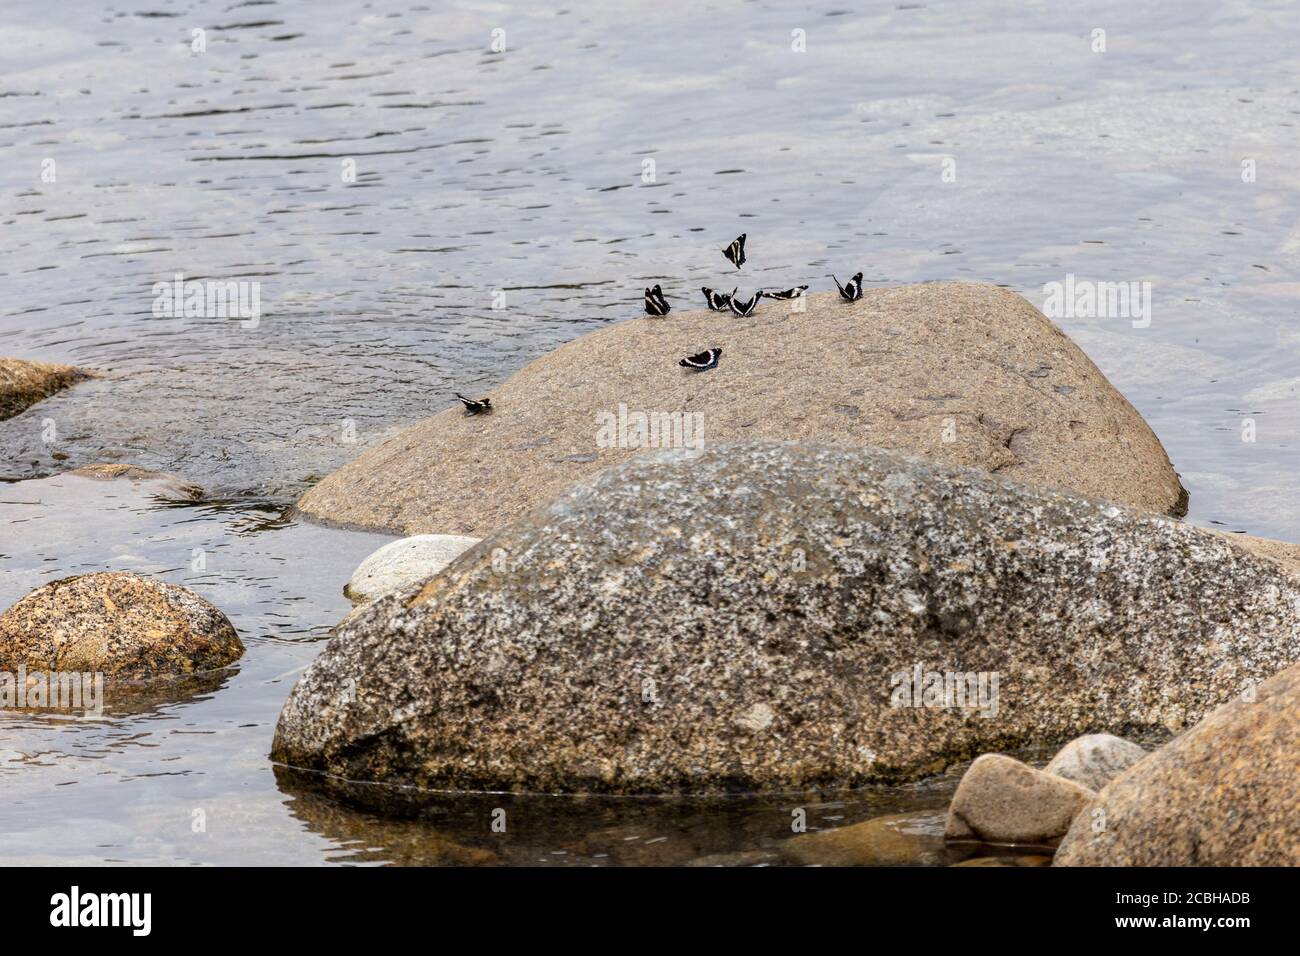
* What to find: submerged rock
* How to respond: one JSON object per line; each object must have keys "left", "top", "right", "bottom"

{"left": 945, "top": 754, "right": 1094, "bottom": 846}
{"left": 0, "top": 357, "right": 90, "bottom": 421}
{"left": 1054, "top": 662, "right": 1300, "bottom": 866}
{"left": 297, "top": 282, "right": 1186, "bottom": 536}
{"left": 344, "top": 534, "right": 481, "bottom": 604}
{"left": 1044, "top": 734, "right": 1147, "bottom": 792}
{"left": 272, "top": 441, "right": 1300, "bottom": 796}
{"left": 67, "top": 463, "right": 203, "bottom": 501}
{"left": 0, "top": 571, "right": 243, "bottom": 680}
{"left": 783, "top": 812, "right": 949, "bottom": 866}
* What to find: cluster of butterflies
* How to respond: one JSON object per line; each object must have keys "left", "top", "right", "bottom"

{"left": 646, "top": 234, "right": 865, "bottom": 373}
{"left": 454, "top": 234, "right": 865, "bottom": 412}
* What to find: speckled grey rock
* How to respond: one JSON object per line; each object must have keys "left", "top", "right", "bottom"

{"left": 1045, "top": 734, "right": 1147, "bottom": 792}
{"left": 272, "top": 441, "right": 1300, "bottom": 796}
{"left": 297, "top": 282, "right": 1186, "bottom": 536}
{"left": 945, "top": 754, "right": 1094, "bottom": 845}
{"left": 1054, "top": 662, "right": 1300, "bottom": 866}
{"left": 344, "top": 534, "right": 481, "bottom": 604}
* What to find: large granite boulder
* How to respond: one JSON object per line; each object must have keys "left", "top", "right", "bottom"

{"left": 297, "top": 283, "right": 1185, "bottom": 535}
{"left": 0, "top": 571, "right": 243, "bottom": 680}
{"left": 1054, "top": 662, "right": 1300, "bottom": 866}
{"left": 0, "top": 357, "right": 89, "bottom": 421}
{"left": 272, "top": 441, "right": 1299, "bottom": 797}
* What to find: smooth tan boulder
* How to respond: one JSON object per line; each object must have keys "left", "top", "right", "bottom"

{"left": 945, "top": 754, "right": 1094, "bottom": 846}
{"left": 1054, "top": 662, "right": 1300, "bottom": 866}
{"left": 0, "top": 357, "right": 90, "bottom": 421}
{"left": 0, "top": 571, "right": 243, "bottom": 680}
{"left": 297, "top": 282, "right": 1186, "bottom": 535}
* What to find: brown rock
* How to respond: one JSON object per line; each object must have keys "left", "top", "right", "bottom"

{"left": 297, "top": 282, "right": 1186, "bottom": 535}
{"left": 0, "top": 571, "right": 243, "bottom": 680}
{"left": 1054, "top": 662, "right": 1300, "bottom": 866}
{"left": 945, "top": 754, "right": 1094, "bottom": 846}
{"left": 0, "top": 357, "right": 91, "bottom": 421}
{"left": 783, "top": 812, "right": 948, "bottom": 866}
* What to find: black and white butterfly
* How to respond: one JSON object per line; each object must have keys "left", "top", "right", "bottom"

{"left": 761, "top": 285, "right": 808, "bottom": 300}
{"left": 644, "top": 284, "right": 670, "bottom": 316}
{"left": 679, "top": 348, "right": 722, "bottom": 371}
{"left": 833, "top": 272, "right": 864, "bottom": 301}
{"left": 728, "top": 290, "right": 761, "bottom": 317}
{"left": 722, "top": 233, "right": 746, "bottom": 269}
{"left": 454, "top": 393, "right": 492, "bottom": 415}
{"left": 702, "top": 286, "right": 736, "bottom": 311}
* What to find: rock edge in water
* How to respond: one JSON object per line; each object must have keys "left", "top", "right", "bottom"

{"left": 0, "top": 357, "right": 91, "bottom": 421}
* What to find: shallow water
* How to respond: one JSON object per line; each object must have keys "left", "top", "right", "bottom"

{"left": 1, "top": 0, "right": 1297, "bottom": 863}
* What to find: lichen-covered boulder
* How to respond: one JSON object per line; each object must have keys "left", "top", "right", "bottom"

{"left": 272, "top": 441, "right": 1299, "bottom": 796}
{"left": 297, "top": 282, "right": 1186, "bottom": 536}
{"left": 0, "top": 572, "right": 243, "bottom": 680}
{"left": 1054, "top": 662, "right": 1300, "bottom": 866}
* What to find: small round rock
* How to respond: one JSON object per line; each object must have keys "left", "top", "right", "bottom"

{"left": 0, "top": 571, "right": 243, "bottom": 680}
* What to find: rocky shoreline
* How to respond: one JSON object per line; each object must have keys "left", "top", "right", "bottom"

{"left": 3, "top": 282, "right": 1297, "bottom": 865}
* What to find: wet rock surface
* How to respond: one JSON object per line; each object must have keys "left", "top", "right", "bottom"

{"left": 1054, "top": 662, "right": 1300, "bottom": 866}
{"left": 66, "top": 463, "right": 203, "bottom": 501}
{"left": 0, "top": 571, "right": 243, "bottom": 680}
{"left": 297, "top": 283, "right": 1186, "bottom": 536}
{"left": 273, "top": 441, "right": 1300, "bottom": 796}
{"left": 783, "top": 811, "right": 951, "bottom": 866}
{"left": 0, "top": 358, "right": 91, "bottom": 422}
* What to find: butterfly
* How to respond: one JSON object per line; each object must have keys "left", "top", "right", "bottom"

{"left": 644, "top": 284, "right": 670, "bottom": 316}
{"left": 833, "top": 272, "right": 864, "bottom": 301}
{"left": 454, "top": 393, "right": 492, "bottom": 415}
{"left": 761, "top": 285, "right": 808, "bottom": 300}
{"left": 702, "top": 286, "right": 736, "bottom": 311}
{"left": 728, "top": 290, "right": 761, "bottom": 317}
{"left": 722, "top": 233, "right": 746, "bottom": 269}
{"left": 679, "top": 348, "right": 722, "bottom": 371}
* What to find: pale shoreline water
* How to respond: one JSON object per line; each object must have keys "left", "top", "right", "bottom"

{"left": 2, "top": 0, "right": 1298, "bottom": 863}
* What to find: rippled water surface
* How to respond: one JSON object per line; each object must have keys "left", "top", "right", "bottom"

{"left": 2, "top": 0, "right": 1298, "bottom": 863}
